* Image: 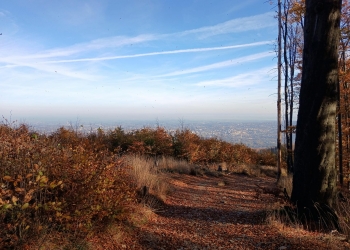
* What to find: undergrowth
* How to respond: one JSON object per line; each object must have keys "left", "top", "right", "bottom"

{"left": 0, "top": 124, "right": 136, "bottom": 249}
{"left": 0, "top": 121, "right": 278, "bottom": 249}
{"left": 267, "top": 177, "right": 350, "bottom": 243}
{"left": 125, "top": 155, "right": 169, "bottom": 204}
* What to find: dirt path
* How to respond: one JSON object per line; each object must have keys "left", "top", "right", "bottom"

{"left": 129, "top": 174, "right": 348, "bottom": 250}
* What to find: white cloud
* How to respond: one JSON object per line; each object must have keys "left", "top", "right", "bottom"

{"left": 0, "top": 56, "right": 99, "bottom": 80}
{"left": 178, "top": 12, "right": 275, "bottom": 38}
{"left": 225, "top": 0, "right": 258, "bottom": 15}
{"left": 0, "top": 34, "right": 156, "bottom": 79}
{"left": 1, "top": 12, "right": 275, "bottom": 62}
{"left": 194, "top": 67, "right": 275, "bottom": 88}
{"left": 0, "top": 8, "right": 277, "bottom": 120}
{"left": 159, "top": 52, "right": 273, "bottom": 77}
{"left": 35, "top": 41, "right": 272, "bottom": 64}
{"left": 2, "top": 34, "right": 156, "bottom": 61}
{"left": 0, "top": 9, "right": 19, "bottom": 36}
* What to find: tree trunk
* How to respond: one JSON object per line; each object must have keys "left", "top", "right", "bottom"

{"left": 288, "top": 35, "right": 296, "bottom": 171}
{"left": 282, "top": 0, "right": 293, "bottom": 174}
{"left": 291, "top": 0, "right": 341, "bottom": 214}
{"left": 277, "top": 0, "right": 283, "bottom": 179}
{"left": 338, "top": 46, "right": 346, "bottom": 186}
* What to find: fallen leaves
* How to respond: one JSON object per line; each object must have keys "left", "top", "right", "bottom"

{"left": 129, "top": 174, "right": 350, "bottom": 250}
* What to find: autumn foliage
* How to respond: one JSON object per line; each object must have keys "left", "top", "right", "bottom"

{"left": 103, "top": 126, "right": 270, "bottom": 166}
{"left": 0, "top": 124, "right": 136, "bottom": 248}
{"left": 0, "top": 122, "right": 276, "bottom": 248}
{"left": 339, "top": 0, "right": 350, "bottom": 186}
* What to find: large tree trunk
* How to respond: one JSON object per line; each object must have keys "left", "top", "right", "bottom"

{"left": 291, "top": 0, "right": 341, "bottom": 214}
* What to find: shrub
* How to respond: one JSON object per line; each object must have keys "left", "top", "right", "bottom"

{"left": 132, "top": 127, "right": 173, "bottom": 156}
{"left": 0, "top": 124, "right": 136, "bottom": 249}
{"left": 105, "top": 126, "right": 133, "bottom": 153}
{"left": 257, "top": 149, "right": 277, "bottom": 166}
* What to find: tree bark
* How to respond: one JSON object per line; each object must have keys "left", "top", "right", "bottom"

{"left": 277, "top": 0, "right": 283, "bottom": 179}
{"left": 283, "top": 0, "right": 292, "bottom": 173}
{"left": 291, "top": 0, "right": 341, "bottom": 212}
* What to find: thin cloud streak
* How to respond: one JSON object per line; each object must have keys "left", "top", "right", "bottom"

{"left": 37, "top": 41, "right": 273, "bottom": 64}
{"left": 194, "top": 67, "right": 274, "bottom": 88}
{"left": 1, "top": 13, "right": 274, "bottom": 65}
{"left": 178, "top": 12, "right": 275, "bottom": 38}
{"left": 0, "top": 43, "right": 272, "bottom": 80}
{"left": 158, "top": 52, "right": 273, "bottom": 77}
{"left": 1, "top": 58, "right": 98, "bottom": 80}
{"left": 1, "top": 35, "right": 156, "bottom": 60}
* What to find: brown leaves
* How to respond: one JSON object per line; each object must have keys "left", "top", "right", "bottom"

{"left": 133, "top": 174, "right": 349, "bottom": 250}
{"left": 23, "top": 189, "right": 35, "bottom": 203}
{"left": 0, "top": 124, "right": 136, "bottom": 249}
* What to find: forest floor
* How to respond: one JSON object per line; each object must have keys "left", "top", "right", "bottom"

{"left": 89, "top": 173, "right": 350, "bottom": 250}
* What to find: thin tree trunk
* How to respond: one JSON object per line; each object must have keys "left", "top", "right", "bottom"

{"left": 289, "top": 39, "right": 296, "bottom": 171}
{"left": 277, "top": 0, "right": 283, "bottom": 179}
{"left": 283, "top": 0, "right": 292, "bottom": 173}
{"left": 338, "top": 46, "right": 346, "bottom": 186}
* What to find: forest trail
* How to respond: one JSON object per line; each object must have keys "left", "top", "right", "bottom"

{"left": 123, "top": 174, "right": 348, "bottom": 249}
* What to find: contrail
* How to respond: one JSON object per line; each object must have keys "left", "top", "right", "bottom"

{"left": 42, "top": 41, "right": 273, "bottom": 64}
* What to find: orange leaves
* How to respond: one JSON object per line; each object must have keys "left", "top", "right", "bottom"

{"left": 103, "top": 126, "right": 263, "bottom": 166}
{"left": 23, "top": 189, "right": 35, "bottom": 203}
{"left": 0, "top": 124, "right": 137, "bottom": 249}
{"left": 288, "top": 0, "right": 305, "bottom": 24}
{"left": 171, "top": 129, "right": 259, "bottom": 165}
{"left": 338, "top": 0, "right": 350, "bottom": 177}
{"left": 2, "top": 175, "right": 13, "bottom": 182}
{"left": 128, "top": 141, "right": 147, "bottom": 155}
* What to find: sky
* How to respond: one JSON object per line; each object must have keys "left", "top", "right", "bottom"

{"left": 0, "top": 0, "right": 278, "bottom": 124}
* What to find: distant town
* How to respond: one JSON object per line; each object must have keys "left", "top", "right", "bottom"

{"left": 26, "top": 120, "right": 279, "bottom": 149}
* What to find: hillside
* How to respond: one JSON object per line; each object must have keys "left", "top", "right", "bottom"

{"left": 0, "top": 123, "right": 349, "bottom": 249}
{"left": 81, "top": 173, "right": 349, "bottom": 250}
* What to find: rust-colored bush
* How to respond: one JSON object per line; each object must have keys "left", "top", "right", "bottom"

{"left": 257, "top": 149, "right": 277, "bottom": 166}
{"left": 132, "top": 127, "right": 173, "bottom": 156}
{"left": 0, "top": 124, "right": 136, "bottom": 249}
{"left": 106, "top": 126, "right": 133, "bottom": 153}
{"left": 172, "top": 129, "right": 201, "bottom": 163}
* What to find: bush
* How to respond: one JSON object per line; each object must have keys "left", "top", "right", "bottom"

{"left": 0, "top": 124, "right": 136, "bottom": 249}
{"left": 257, "top": 149, "right": 277, "bottom": 166}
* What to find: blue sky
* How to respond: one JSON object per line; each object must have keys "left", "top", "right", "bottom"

{"left": 0, "top": 0, "right": 277, "bottom": 124}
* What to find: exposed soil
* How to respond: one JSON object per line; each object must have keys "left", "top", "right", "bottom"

{"left": 94, "top": 173, "right": 350, "bottom": 250}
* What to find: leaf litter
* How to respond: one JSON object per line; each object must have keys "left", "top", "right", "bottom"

{"left": 97, "top": 173, "right": 350, "bottom": 250}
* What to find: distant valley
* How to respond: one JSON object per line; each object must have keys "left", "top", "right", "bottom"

{"left": 29, "top": 120, "right": 278, "bottom": 149}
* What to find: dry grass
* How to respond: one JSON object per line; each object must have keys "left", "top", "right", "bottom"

{"left": 267, "top": 205, "right": 349, "bottom": 249}
{"left": 152, "top": 156, "right": 279, "bottom": 179}
{"left": 125, "top": 155, "right": 170, "bottom": 204}
{"left": 230, "top": 163, "right": 278, "bottom": 178}
{"left": 335, "top": 189, "right": 350, "bottom": 239}
{"left": 267, "top": 176, "right": 350, "bottom": 246}
{"left": 277, "top": 174, "right": 293, "bottom": 198}
{"left": 157, "top": 157, "right": 228, "bottom": 177}
{"left": 156, "top": 156, "right": 194, "bottom": 174}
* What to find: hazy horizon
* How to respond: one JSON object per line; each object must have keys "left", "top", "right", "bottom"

{"left": 2, "top": 113, "right": 276, "bottom": 127}
{"left": 3, "top": 117, "right": 277, "bottom": 149}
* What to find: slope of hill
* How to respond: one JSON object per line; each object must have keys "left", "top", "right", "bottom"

{"left": 86, "top": 173, "right": 349, "bottom": 249}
